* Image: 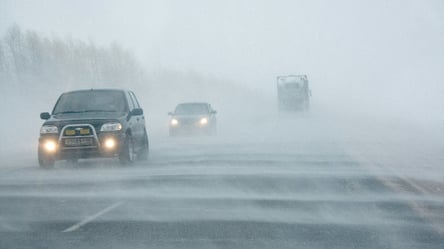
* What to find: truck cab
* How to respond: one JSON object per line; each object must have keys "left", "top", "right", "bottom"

{"left": 277, "top": 75, "right": 311, "bottom": 112}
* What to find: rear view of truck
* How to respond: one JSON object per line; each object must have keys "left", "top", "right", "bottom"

{"left": 277, "top": 75, "right": 310, "bottom": 112}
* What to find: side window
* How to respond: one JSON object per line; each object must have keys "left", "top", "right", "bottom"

{"left": 129, "top": 92, "right": 140, "bottom": 108}
{"left": 126, "top": 92, "right": 135, "bottom": 111}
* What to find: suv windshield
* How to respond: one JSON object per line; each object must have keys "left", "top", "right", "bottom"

{"left": 175, "top": 104, "right": 209, "bottom": 115}
{"left": 53, "top": 90, "right": 127, "bottom": 114}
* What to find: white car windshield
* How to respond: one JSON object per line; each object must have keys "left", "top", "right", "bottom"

{"left": 53, "top": 91, "right": 127, "bottom": 114}
{"left": 174, "top": 104, "right": 209, "bottom": 115}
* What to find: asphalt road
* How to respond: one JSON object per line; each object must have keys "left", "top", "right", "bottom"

{"left": 0, "top": 120, "right": 443, "bottom": 249}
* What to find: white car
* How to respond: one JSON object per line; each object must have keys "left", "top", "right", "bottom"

{"left": 168, "top": 102, "right": 217, "bottom": 136}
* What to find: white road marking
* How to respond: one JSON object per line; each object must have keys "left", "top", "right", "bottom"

{"left": 62, "top": 201, "right": 124, "bottom": 233}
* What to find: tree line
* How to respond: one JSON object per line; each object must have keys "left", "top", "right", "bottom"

{"left": 0, "top": 24, "right": 145, "bottom": 94}
{"left": 0, "top": 24, "right": 261, "bottom": 119}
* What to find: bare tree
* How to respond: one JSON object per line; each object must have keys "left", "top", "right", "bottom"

{"left": 0, "top": 24, "right": 146, "bottom": 93}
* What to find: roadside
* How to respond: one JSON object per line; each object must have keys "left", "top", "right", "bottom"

{"left": 343, "top": 118, "right": 444, "bottom": 235}
{"left": 0, "top": 149, "right": 36, "bottom": 171}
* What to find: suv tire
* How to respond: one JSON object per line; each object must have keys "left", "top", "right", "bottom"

{"left": 38, "top": 147, "right": 55, "bottom": 169}
{"left": 119, "top": 135, "right": 135, "bottom": 165}
{"left": 137, "top": 130, "right": 149, "bottom": 161}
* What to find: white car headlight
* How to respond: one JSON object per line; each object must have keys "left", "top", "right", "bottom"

{"left": 40, "top": 125, "right": 59, "bottom": 134}
{"left": 200, "top": 117, "right": 208, "bottom": 125}
{"left": 171, "top": 118, "right": 179, "bottom": 126}
{"left": 100, "top": 122, "right": 122, "bottom": 132}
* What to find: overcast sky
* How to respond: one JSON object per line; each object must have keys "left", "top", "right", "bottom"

{"left": 1, "top": 0, "right": 443, "bottom": 117}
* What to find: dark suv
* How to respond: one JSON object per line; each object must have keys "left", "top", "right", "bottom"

{"left": 38, "top": 89, "right": 149, "bottom": 168}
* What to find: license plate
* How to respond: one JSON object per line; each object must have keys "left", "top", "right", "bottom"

{"left": 64, "top": 138, "right": 93, "bottom": 146}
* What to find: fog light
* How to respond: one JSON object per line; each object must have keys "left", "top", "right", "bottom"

{"left": 44, "top": 141, "right": 57, "bottom": 152}
{"left": 104, "top": 138, "right": 116, "bottom": 149}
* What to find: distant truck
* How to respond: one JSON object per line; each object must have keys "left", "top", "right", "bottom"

{"left": 277, "top": 75, "right": 311, "bottom": 112}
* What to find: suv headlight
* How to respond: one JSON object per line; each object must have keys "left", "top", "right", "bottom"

{"left": 40, "top": 125, "right": 58, "bottom": 134}
{"left": 100, "top": 122, "right": 122, "bottom": 132}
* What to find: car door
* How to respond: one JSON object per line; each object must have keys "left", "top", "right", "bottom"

{"left": 128, "top": 91, "right": 145, "bottom": 147}
{"left": 208, "top": 104, "right": 217, "bottom": 123}
{"left": 125, "top": 91, "right": 140, "bottom": 145}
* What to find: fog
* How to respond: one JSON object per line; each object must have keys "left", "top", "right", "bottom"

{"left": 1, "top": 0, "right": 443, "bottom": 159}
{"left": 0, "top": 1, "right": 443, "bottom": 248}
{"left": 0, "top": 0, "right": 442, "bottom": 173}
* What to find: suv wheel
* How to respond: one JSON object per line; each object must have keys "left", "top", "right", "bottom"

{"left": 137, "top": 130, "right": 149, "bottom": 161}
{"left": 119, "top": 135, "right": 135, "bottom": 165}
{"left": 38, "top": 147, "right": 55, "bottom": 169}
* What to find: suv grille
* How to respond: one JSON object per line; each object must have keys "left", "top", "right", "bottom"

{"left": 59, "top": 124, "right": 99, "bottom": 149}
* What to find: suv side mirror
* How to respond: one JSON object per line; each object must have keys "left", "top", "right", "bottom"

{"left": 211, "top": 110, "right": 217, "bottom": 114}
{"left": 40, "top": 112, "right": 50, "bottom": 120}
{"left": 168, "top": 112, "right": 173, "bottom": 116}
{"left": 130, "top": 108, "right": 143, "bottom": 116}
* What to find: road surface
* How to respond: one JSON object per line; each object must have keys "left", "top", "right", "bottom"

{"left": 0, "top": 117, "right": 443, "bottom": 249}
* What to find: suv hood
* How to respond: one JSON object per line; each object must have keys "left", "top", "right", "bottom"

{"left": 173, "top": 114, "right": 208, "bottom": 119}
{"left": 43, "top": 112, "right": 127, "bottom": 131}
{"left": 51, "top": 112, "right": 127, "bottom": 120}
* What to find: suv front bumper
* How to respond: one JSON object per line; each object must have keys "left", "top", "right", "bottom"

{"left": 38, "top": 132, "right": 126, "bottom": 160}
